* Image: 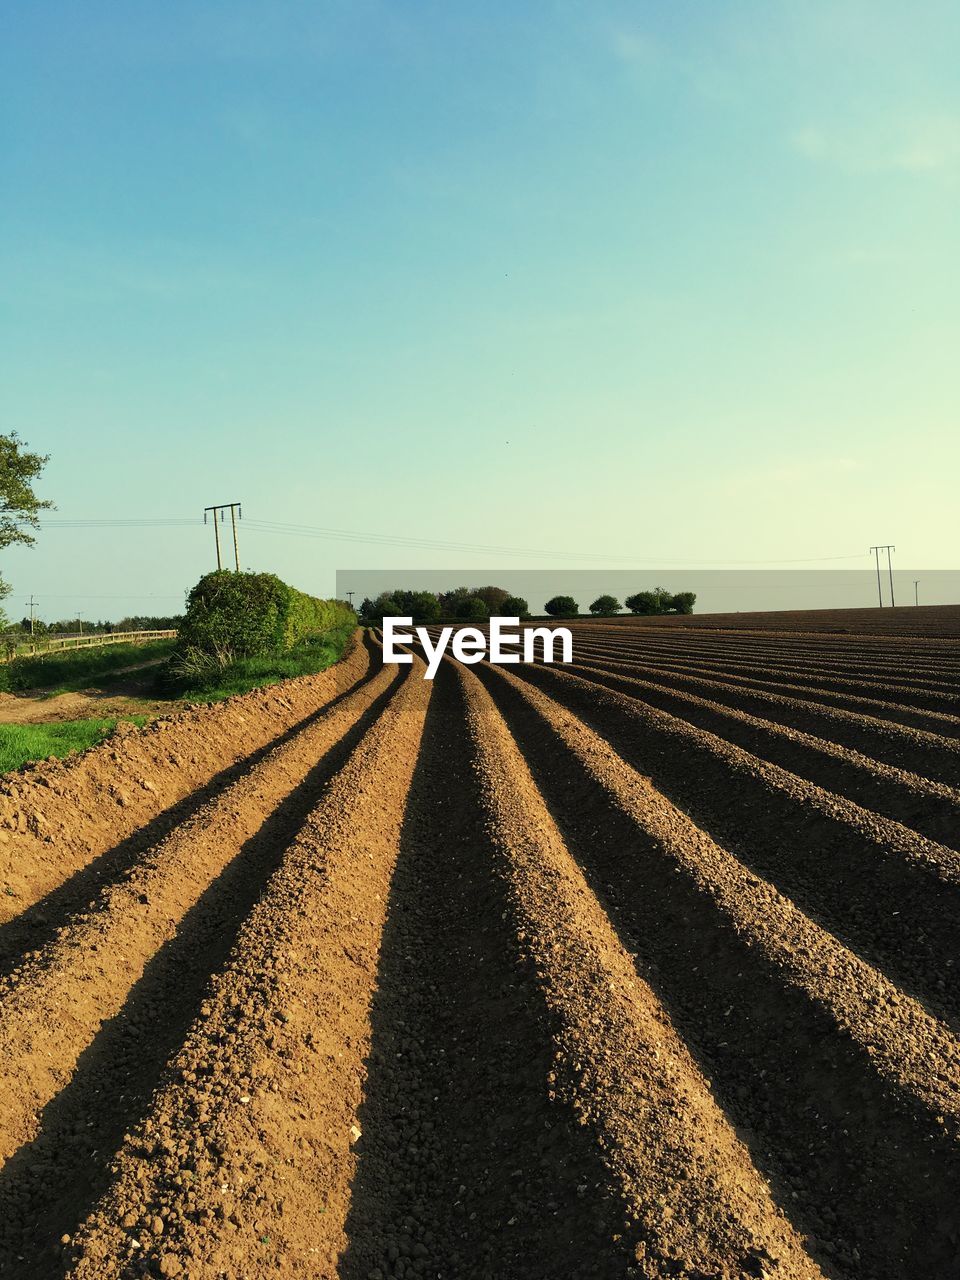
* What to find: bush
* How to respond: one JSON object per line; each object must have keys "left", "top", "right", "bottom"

{"left": 589, "top": 595, "right": 621, "bottom": 616}
{"left": 501, "top": 595, "right": 530, "bottom": 618}
{"left": 624, "top": 588, "right": 697, "bottom": 615}
{"left": 544, "top": 595, "right": 578, "bottom": 617}
{"left": 175, "top": 571, "right": 355, "bottom": 670}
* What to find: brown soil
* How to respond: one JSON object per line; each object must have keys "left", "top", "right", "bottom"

{"left": 573, "top": 603, "right": 960, "bottom": 637}
{"left": 0, "top": 689, "right": 165, "bottom": 725}
{"left": 0, "top": 662, "right": 172, "bottom": 724}
{"left": 0, "top": 623, "right": 958, "bottom": 1278}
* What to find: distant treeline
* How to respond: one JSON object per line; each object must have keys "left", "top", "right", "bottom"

{"left": 6, "top": 614, "right": 183, "bottom": 635}
{"left": 360, "top": 586, "right": 525, "bottom": 624}
{"left": 360, "top": 585, "right": 696, "bottom": 622}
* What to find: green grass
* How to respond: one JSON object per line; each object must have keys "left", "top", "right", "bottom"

{"left": 0, "top": 627, "right": 356, "bottom": 773}
{"left": 0, "top": 640, "right": 176, "bottom": 694}
{"left": 0, "top": 716, "right": 150, "bottom": 774}
{"left": 169, "top": 624, "right": 356, "bottom": 702}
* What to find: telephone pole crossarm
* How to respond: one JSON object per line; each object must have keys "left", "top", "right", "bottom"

{"left": 204, "top": 503, "right": 242, "bottom": 572}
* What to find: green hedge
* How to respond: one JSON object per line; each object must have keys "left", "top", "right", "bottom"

{"left": 174, "top": 571, "right": 355, "bottom": 668}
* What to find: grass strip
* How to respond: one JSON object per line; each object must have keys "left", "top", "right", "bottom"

{"left": 0, "top": 717, "right": 150, "bottom": 773}
{"left": 169, "top": 624, "right": 356, "bottom": 702}
{"left": 0, "top": 641, "right": 176, "bottom": 694}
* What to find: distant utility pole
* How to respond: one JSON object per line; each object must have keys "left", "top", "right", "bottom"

{"left": 869, "top": 545, "right": 895, "bottom": 607}
{"left": 346, "top": 591, "right": 355, "bottom": 608}
{"left": 25, "top": 594, "right": 38, "bottom": 636}
{"left": 204, "top": 503, "right": 242, "bottom": 571}
{"left": 869, "top": 547, "right": 884, "bottom": 606}
{"left": 914, "top": 579, "right": 920, "bottom": 607}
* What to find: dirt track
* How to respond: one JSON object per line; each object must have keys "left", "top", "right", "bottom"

{"left": 1, "top": 622, "right": 959, "bottom": 1278}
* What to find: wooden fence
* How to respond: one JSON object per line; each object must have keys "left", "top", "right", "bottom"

{"left": 0, "top": 630, "right": 177, "bottom": 663}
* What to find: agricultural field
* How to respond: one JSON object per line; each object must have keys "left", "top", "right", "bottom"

{"left": 608, "top": 602, "right": 960, "bottom": 637}
{"left": 0, "top": 617, "right": 959, "bottom": 1279}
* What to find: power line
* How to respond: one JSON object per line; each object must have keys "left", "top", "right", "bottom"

{"left": 21, "top": 593, "right": 184, "bottom": 600}
{"left": 36, "top": 519, "right": 202, "bottom": 528}
{"left": 35, "top": 515, "right": 872, "bottom": 566}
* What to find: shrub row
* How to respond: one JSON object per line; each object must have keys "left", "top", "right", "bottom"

{"left": 174, "top": 571, "right": 355, "bottom": 670}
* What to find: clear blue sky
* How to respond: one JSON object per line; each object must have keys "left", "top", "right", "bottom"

{"left": 2, "top": 1, "right": 957, "bottom": 620}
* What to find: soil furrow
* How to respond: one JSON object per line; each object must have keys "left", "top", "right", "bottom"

{"left": 529, "top": 656, "right": 960, "bottom": 847}
{"left": 508, "top": 660, "right": 960, "bottom": 1025}
{"left": 0, "top": 638, "right": 384, "bottom": 980}
{"left": 563, "top": 627, "right": 960, "bottom": 669}
{"left": 562, "top": 656, "right": 960, "bottom": 786}
{"left": 569, "top": 638, "right": 960, "bottom": 710}
{"left": 453, "top": 661, "right": 825, "bottom": 1280}
{"left": 475, "top": 662, "right": 960, "bottom": 1279}
{"left": 0, "top": 633, "right": 370, "bottom": 921}
{"left": 341, "top": 662, "right": 643, "bottom": 1280}
{"left": 58, "top": 654, "right": 433, "bottom": 1280}
{"left": 560, "top": 624, "right": 960, "bottom": 675}
{"left": 0, "top": 657, "right": 403, "bottom": 1170}
{"left": 571, "top": 650, "right": 960, "bottom": 738}
{"left": 3, "top": 618, "right": 957, "bottom": 1278}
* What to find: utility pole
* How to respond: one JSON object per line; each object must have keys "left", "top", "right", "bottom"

{"left": 230, "top": 505, "right": 240, "bottom": 573}
{"left": 346, "top": 591, "right": 355, "bottom": 608}
{"left": 870, "top": 545, "right": 895, "bottom": 607}
{"left": 204, "top": 503, "right": 242, "bottom": 571}
{"left": 914, "top": 579, "right": 920, "bottom": 607}
{"left": 869, "top": 547, "right": 884, "bottom": 606}
{"left": 25, "top": 595, "right": 38, "bottom": 636}
{"left": 886, "top": 545, "right": 896, "bottom": 607}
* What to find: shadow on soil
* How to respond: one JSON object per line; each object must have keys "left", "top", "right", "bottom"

{"left": 340, "top": 665, "right": 639, "bottom": 1280}
{"left": 0, "top": 638, "right": 382, "bottom": 982}
{"left": 0, "top": 662, "right": 398, "bottom": 1280}
{"left": 478, "top": 663, "right": 960, "bottom": 1280}
{"left": 516, "top": 662, "right": 960, "bottom": 1031}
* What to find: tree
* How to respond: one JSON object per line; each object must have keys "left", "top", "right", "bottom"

{"left": 409, "top": 591, "right": 441, "bottom": 622}
{"left": 456, "top": 596, "right": 489, "bottom": 621}
{"left": 501, "top": 595, "right": 530, "bottom": 618}
{"left": 544, "top": 595, "right": 578, "bottom": 617}
{"left": 624, "top": 591, "right": 660, "bottom": 615}
{"left": 589, "top": 594, "right": 621, "bottom": 616}
{"left": 0, "top": 433, "right": 52, "bottom": 621}
{"left": 624, "top": 587, "right": 697, "bottom": 615}
{"left": 438, "top": 586, "right": 473, "bottom": 615}
{"left": 360, "top": 592, "right": 402, "bottom": 624}
{"left": 671, "top": 592, "right": 696, "bottom": 615}
{"left": 471, "top": 585, "right": 511, "bottom": 612}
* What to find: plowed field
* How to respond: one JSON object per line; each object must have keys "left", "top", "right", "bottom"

{"left": 1, "top": 622, "right": 959, "bottom": 1279}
